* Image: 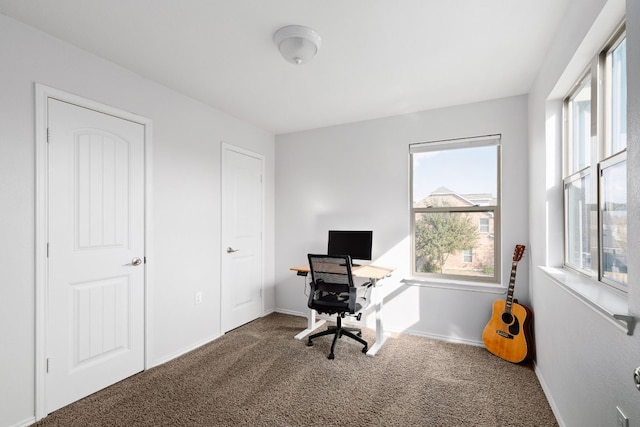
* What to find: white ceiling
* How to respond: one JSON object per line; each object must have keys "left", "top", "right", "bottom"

{"left": 0, "top": 0, "right": 571, "bottom": 134}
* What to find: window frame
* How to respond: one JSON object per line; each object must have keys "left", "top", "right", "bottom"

{"left": 410, "top": 135, "right": 501, "bottom": 284}
{"left": 562, "top": 23, "right": 627, "bottom": 292}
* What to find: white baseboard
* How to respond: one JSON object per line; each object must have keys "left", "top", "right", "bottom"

{"left": 274, "top": 308, "right": 306, "bottom": 318}
{"left": 150, "top": 310, "right": 291, "bottom": 369}
{"left": 534, "top": 362, "right": 565, "bottom": 427}
{"left": 149, "top": 334, "right": 221, "bottom": 368}
{"left": 401, "top": 329, "right": 485, "bottom": 347}
{"left": 8, "top": 416, "right": 36, "bottom": 427}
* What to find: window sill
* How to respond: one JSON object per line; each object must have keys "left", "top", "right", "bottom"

{"left": 401, "top": 277, "right": 505, "bottom": 294}
{"left": 539, "top": 266, "right": 634, "bottom": 335}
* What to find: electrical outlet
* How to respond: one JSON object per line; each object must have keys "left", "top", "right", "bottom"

{"left": 617, "top": 406, "right": 628, "bottom": 427}
{"left": 195, "top": 291, "right": 203, "bottom": 304}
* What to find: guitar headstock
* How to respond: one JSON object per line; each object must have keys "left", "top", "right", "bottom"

{"left": 513, "top": 245, "right": 526, "bottom": 262}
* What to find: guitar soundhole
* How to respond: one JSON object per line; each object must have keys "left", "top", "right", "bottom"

{"left": 509, "top": 317, "right": 520, "bottom": 335}
{"left": 501, "top": 312, "right": 513, "bottom": 324}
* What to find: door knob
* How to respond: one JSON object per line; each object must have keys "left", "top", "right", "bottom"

{"left": 226, "top": 247, "right": 239, "bottom": 253}
{"left": 131, "top": 257, "right": 142, "bottom": 266}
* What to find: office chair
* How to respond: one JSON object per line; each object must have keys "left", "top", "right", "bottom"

{"left": 306, "top": 254, "right": 371, "bottom": 359}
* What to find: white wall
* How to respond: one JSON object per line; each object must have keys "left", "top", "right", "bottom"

{"left": 0, "top": 15, "right": 275, "bottom": 427}
{"left": 275, "top": 95, "right": 530, "bottom": 344}
{"left": 528, "top": 0, "right": 640, "bottom": 425}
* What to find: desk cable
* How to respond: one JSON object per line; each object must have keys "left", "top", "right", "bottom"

{"left": 302, "top": 274, "right": 311, "bottom": 298}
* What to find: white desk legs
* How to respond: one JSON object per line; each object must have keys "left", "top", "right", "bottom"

{"left": 366, "top": 278, "right": 389, "bottom": 356}
{"left": 294, "top": 309, "right": 326, "bottom": 340}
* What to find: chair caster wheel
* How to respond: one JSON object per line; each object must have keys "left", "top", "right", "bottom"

{"left": 357, "top": 332, "right": 362, "bottom": 337}
{"left": 362, "top": 347, "right": 368, "bottom": 353}
{"left": 307, "top": 340, "right": 313, "bottom": 347}
{"left": 328, "top": 354, "right": 335, "bottom": 360}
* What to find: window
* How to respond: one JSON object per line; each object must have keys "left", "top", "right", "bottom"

{"left": 563, "top": 25, "right": 627, "bottom": 290}
{"left": 410, "top": 135, "right": 500, "bottom": 282}
{"left": 479, "top": 218, "right": 490, "bottom": 233}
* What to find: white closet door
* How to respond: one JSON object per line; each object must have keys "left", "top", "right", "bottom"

{"left": 46, "top": 99, "right": 145, "bottom": 413}
{"left": 221, "top": 145, "right": 264, "bottom": 332}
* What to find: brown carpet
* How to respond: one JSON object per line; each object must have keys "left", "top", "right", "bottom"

{"left": 33, "top": 313, "right": 557, "bottom": 426}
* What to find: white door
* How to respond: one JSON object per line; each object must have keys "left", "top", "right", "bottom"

{"left": 46, "top": 99, "right": 145, "bottom": 412}
{"left": 221, "top": 145, "right": 264, "bottom": 332}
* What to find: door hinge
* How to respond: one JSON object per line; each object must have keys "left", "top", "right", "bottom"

{"left": 46, "top": 358, "right": 50, "bottom": 373}
{"left": 47, "top": 128, "right": 51, "bottom": 143}
{"left": 46, "top": 242, "right": 50, "bottom": 258}
{"left": 144, "top": 256, "right": 147, "bottom": 264}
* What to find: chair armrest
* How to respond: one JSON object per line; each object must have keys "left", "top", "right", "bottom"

{"left": 307, "top": 281, "right": 318, "bottom": 310}
{"left": 347, "top": 287, "right": 358, "bottom": 313}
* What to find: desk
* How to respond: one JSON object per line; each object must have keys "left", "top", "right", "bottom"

{"left": 289, "top": 263, "right": 393, "bottom": 356}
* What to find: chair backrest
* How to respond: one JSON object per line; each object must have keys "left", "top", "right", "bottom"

{"left": 307, "top": 254, "right": 354, "bottom": 287}
{"left": 307, "top": 254, "right": 356, "bottom": 314}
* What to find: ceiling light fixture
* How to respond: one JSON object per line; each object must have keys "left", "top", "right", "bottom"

{"left": 273, "top": 25, "right": 321, "bottom": 65}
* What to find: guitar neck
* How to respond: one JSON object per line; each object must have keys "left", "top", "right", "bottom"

{"left": 505, "top": 260, "right": 519, "bottom": 312}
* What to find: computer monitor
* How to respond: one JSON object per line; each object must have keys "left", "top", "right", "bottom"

{"left": 327, "top": 230, "right": 373, "bottom": 266}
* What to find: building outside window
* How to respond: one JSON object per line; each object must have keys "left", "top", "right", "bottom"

{"left": 563, "top": 25, "right": 627, "bottom": 290}
{"left": 410, "top": 135, "right": 500, "bottom": 282}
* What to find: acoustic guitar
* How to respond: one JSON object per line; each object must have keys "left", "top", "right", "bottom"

{"left": 482, "top": 244, "right": 532, "bottom": 363}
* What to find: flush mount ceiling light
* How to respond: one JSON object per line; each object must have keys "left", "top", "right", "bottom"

{"left": 273, "top": 25, "right": 321, "bottom": 65}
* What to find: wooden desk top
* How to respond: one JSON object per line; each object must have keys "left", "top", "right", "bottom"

{"left": 290, "top": 263, "right": 393, "bottom": 280}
